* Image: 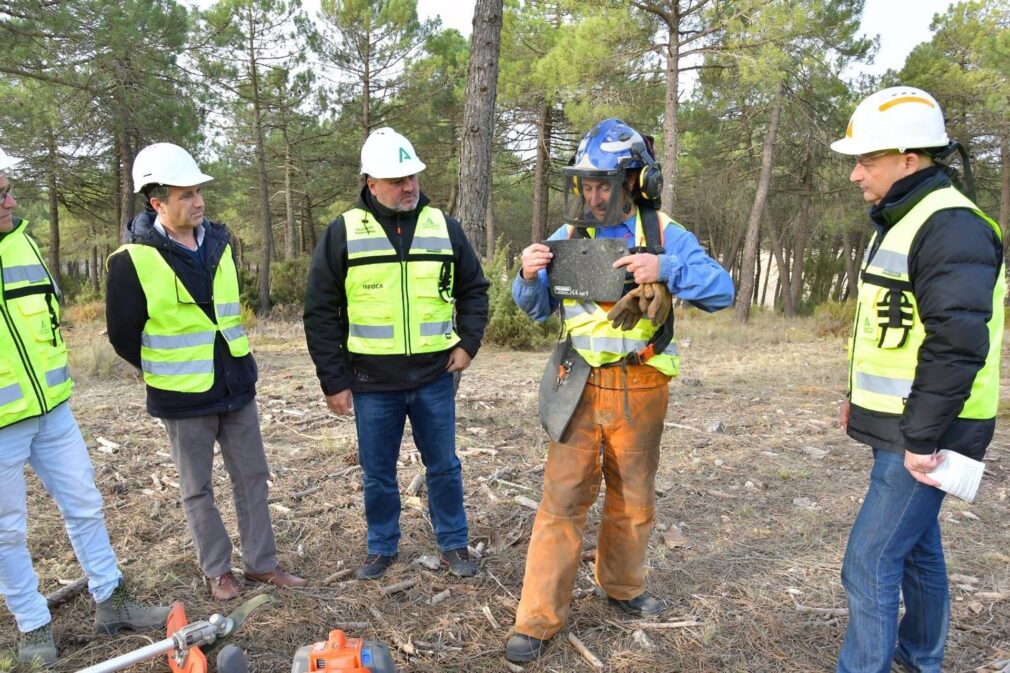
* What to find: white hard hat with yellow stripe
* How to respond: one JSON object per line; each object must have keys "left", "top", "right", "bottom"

{"left": 831, "top": 86, "right": 949, "bottom": 156}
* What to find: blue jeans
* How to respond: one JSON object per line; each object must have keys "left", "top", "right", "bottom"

{"left": 352, "top": 373, "right": 467, "bottom": 555}
{"left": 837, "top": 449, "right": 948, "bottom": 673}
{"left": 0, "top": 403, "right": 123, "bottom": 632}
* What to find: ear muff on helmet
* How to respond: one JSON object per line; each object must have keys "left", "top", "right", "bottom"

{"left": 631, "top": 136, "right": 663, "bottom": 204}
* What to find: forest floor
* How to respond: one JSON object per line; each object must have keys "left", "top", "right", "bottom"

{"left": 2, "top": 309, "right": 1009, "bottom": 673}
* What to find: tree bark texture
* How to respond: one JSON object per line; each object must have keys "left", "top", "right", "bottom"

{"left": 454, "top": 0, "right": 503, "bottom": 254}
{"left": 247, "top": 10, "right": 273, "bottom": 313}
{"left": 45, "top": 127, "right": 60, "bottom": 289}
{"left": 734, "top": 82, "right": 784, "bottom": 323}
{"left": 531, "top": 100, "right": 551, "bottom": 244}
{"left": 1000, "top": 134, "right": 1009, "bottom": 250}
{"left": 661, "top": 5, "right": 681, "bottom": 211}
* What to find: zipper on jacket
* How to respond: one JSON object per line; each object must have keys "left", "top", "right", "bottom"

{"left": 0, "top": 304, "right": 47, "bottom": 412}
{"left": 848, "top": 302, "right": 861, "bottom": 396}
{"left": 394, "top": 212, "right": 412, "bottom": 355}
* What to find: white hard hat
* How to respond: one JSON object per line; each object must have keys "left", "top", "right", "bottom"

{"left": 132, "top": 142, "right": 214, "bottom": 193}
{"left": 0, "top": 147, "right": 23, "bottom": 172}
{"left": 360, "top": 128, "right": 426, "bottom": 179}
{"left": 831, "top": 86, "right": 949, "bottom": 156}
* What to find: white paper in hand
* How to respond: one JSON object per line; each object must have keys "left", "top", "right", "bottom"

{"left": 926, "top": 449, "right": 985, "bottom": 503}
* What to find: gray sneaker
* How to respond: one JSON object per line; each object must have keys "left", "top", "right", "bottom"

{"left": 94, "top": 583, "right": 171, "bottom": 635}
{"left": 18, "top": 624, "right": 57, "bottom": 666}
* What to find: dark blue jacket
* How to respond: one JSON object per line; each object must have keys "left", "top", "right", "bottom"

{"left": 848, "top": 167, "right": 1003, "bottom": 460}
{"left": 106, "top": 208, "right": 257, "bottom": 418}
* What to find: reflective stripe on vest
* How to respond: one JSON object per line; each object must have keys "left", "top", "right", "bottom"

{"left": 0, "top": 382, "right": 24, "bottom": 406}
{"left": 850, "top": 187, "right": 1005, "bottom": 418}
{"left": 342, "top": 206, "right": 459, "bottom": 355}
{"left": 0, "top": 220, "right": 73, "bottom": 428}
{"left": 562, "top": 209, "right": 682, "bottom": 377}
{"left": 2, "top": 264, "right": 48, "bottom": 284}
{"left": 116, "top": 242, "right": 250, "bottom": 393}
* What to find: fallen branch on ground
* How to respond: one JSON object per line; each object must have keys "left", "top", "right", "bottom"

{"left": 46, "top": 577, "right": 87, "bottom": 609}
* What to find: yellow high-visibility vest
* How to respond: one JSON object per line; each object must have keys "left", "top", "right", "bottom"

{"left": 342, "top": 207, "right": 459, "bottom": 355}
{"left": 0, "top": 220, "right": 73, "bottom": 427}
{"left": 849, "top": 186, "right": 1005, "bottom": 418}
{"left": 562, "top": 209, "right": 680, "bottom": 377}
{"left": 112, "top": 243, "right": 249, "bottom": 393}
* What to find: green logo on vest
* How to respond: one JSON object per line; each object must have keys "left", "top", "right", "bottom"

{"left": 398, "top": 147, "right": 411, "bottom": 162}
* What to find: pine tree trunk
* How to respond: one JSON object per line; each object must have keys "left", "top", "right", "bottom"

{"left": 1000, "top": 134, "right": 1009, "bottom": 250}
{"left": 531, "top": 100, "right": 551, "bottom": 244}
{"left": 454, "top": 0, "right": 503, "bottom": 254}
{"left": 284, "top": 132, "right": 297, "bottom": 260}
{"left": 660, "top": 4, "right": 681, "bottom": 211}
{"left": 247, "top": 11, "right": 273, "bottom": 313}
{"left": 734, "top": 83, "right": 785, "bottom": 323}
{"left": 786, "top": 168, "right": 813, "bottom": 316}
{"left": 46, "top": 127, "right": 61, "bottom": 289}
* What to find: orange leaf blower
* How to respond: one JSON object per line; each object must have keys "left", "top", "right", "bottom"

{"left": 290, "top": 630, "right": 396, "bottom": 673}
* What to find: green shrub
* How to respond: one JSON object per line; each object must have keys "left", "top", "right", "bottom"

{"left": 270, "top": 255, "right": 311, "bottom": 307}
{"left": 239, "top": 267, "right": 260, "bottom": 313}
{"left": 483, "top": 241, "right": 559, "bottom": 349}
{"left": 812, "top": 300, "right": 856, "bottom": 337}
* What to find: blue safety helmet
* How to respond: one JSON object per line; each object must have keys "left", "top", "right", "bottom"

{"left": 562, "top": 119, "right": 663, "bottom": 227}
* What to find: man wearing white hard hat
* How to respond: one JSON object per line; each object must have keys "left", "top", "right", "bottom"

{"left": 831, "top": 87, "right": 1005, "bottom": 673}
{"left": 0, "top": 147, "right": 171, "bottom": 665}
{"left": 304, "top": 128, "right": 489, "bottom": 580}
{"left": 106, "top": 143, "right": 306, "bottom": 600}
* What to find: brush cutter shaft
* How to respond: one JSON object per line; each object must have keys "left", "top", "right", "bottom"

{"left": 75, "top": 616, "right": 233, "bottom": 673}
{"left": 76, "top": 638, "right": 176, "bottom": 673}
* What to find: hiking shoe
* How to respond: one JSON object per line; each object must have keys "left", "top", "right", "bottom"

{"left": 209, "top": 571, "right": 243, "bottom": 601}
{"left": 504, "top": 633, "right": 549, "bottom": 663}
{"left": 18, "top": 624, "right": 57, "bottom": 666}
{"left": 608, "top": 592, "right": 668, "bottom": 618}
{"left": 94, "top": 582, "right": 171, "bottom": 634}
{"left": 441, "top": 548, "right": 477, "bottom": 577}
{"left": 354, "top": 554, "right": 397, "bottom": 580}
{"left": 244, "top": 566, "right": 307, "bottom": 588}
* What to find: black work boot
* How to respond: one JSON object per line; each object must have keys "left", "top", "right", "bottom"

{"left": 94, "top": 582, "right": 171, "bottom": 634}
{"left": 607, "top": 592, "right": 668, "bottom": 617}
{"left": 505, "top": 633, "right": 549, "bottom": 663}
{"left": 354, "top": 554, "right": 397, "bottom": 580}
{"left": 441, "top": 548, "right": 477, "bottom": 577}
{"left": 18, "top": 624, "right": 57, "bottom": 666}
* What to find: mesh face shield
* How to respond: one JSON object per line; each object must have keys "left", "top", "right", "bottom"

{"left": 562, "top": 167, "right": 631, "bottom": 227}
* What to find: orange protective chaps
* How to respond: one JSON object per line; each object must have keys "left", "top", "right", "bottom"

{"left": 514, "top": 364, "right": 669, "bottom": 640}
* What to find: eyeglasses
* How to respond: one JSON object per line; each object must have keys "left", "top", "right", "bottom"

{"left": 855, "top": 150, "right": 901, "bottom": 167}
{"left": 0, "top": 184, "right": 12, "bottom": 204}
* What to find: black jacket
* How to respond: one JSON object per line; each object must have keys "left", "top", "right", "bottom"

{"left": 303, "top": 187, "right": 489, "bottom": 394}
{"left": 848, "top": 167, "right": 1003, "bottom": 460}
{"left": 106, "top": 208, "right": 257, "bottom": 419}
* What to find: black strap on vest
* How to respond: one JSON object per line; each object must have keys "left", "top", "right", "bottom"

{"left": 626, "top": 205, "right": 674, "bottom": 364}
{"left": 860, "top": 270, "right": 913, "bottom": 292}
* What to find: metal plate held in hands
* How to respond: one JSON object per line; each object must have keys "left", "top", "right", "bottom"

{"left": 545, "top": 238, "right": 628, "bottom": 303}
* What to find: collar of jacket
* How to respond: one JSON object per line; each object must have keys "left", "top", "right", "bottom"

{"left": 128, "top": 207, "right": 229, "bottom": 250}
{"left": 869, "top": 166, "right": 951, "bottom": 230}
{"left": 0, "top": 217, "right": 25, "bottom": 244}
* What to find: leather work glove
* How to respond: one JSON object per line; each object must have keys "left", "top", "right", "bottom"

{"left": 607, "top": 286, "right": 645, "bottom": 330}
{"left": 606, "top": 282, "right": 672, "bottom": 330}
{"left": 642, "top": 282, "right": 672, "bottom": 326}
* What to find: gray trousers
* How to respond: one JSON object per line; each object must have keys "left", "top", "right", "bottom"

{"left": 163, "top": 400, "right": 277, "bottom": 577}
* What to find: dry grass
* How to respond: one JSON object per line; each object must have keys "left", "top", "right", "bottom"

{"left": 2, "top": 310, "right": 1009, "bottom": 673}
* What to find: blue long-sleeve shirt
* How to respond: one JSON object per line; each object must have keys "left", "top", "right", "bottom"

{"left": 512, "top": 214, "right": 735, "bottom": 322}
